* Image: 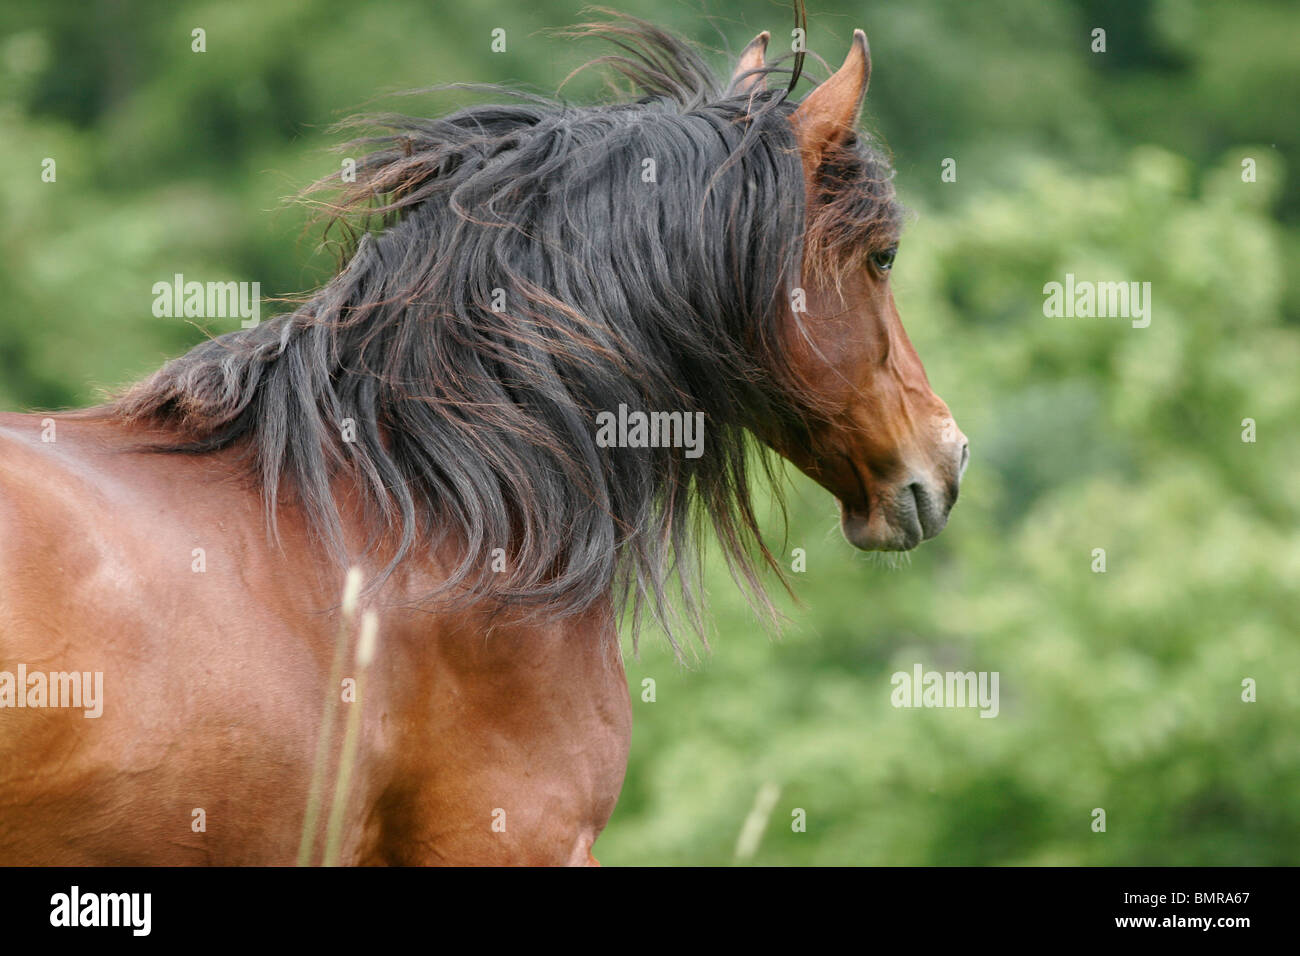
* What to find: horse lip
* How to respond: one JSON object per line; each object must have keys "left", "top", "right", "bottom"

{"left": 908, "top": 483, "right": 927, "bottom": 535}
{"left": 909, "top": 481, "right": 949, "bottom": 541}
{"left": 897, "top": 483, "right": 925, "bottom": 547}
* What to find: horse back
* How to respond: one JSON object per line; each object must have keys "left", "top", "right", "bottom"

{"left": 0, "top": 412, "right": 631, "bottom": 865}
{"left": 0, "top": 413, "right": 328, "bottom": 863}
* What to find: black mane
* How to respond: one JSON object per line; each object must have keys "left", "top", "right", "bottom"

{"left": 109, "top": 15, "right": 902, "bottom": 651}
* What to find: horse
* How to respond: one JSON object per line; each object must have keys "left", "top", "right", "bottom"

{"left": 0, "top": 17, "right": 968, "bottom": 865}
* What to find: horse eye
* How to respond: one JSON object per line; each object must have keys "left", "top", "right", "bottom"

{"left": 870, "top": 246, "right": 897, "bottom": 273}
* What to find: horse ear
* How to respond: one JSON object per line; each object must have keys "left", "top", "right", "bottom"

{"left": 790, "top": 29, "right": 872, "bottom": 178}
{"left": 728, "top": 31, "right": 770, "bottom": 95}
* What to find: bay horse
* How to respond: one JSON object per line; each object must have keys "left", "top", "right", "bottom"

{"left": 0, "top": 18, "right": 967, "bottom": 865}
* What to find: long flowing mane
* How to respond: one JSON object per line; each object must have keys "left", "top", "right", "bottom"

{"left": 105, "top": 15, "right": 901, "bottom": 650}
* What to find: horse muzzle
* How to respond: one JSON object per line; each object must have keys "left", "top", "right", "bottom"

{"left": 840, "top": 440, "right": 968, "bottom": 551}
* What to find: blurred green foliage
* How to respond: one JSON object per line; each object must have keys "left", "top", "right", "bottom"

{"left": 1, "top": 0, "right": 1296, "bottom": 864}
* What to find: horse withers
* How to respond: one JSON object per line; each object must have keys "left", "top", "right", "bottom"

{"left": 0, "top": 18, "right": 967, "bottom": 865}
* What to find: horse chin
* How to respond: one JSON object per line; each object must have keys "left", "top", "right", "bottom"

{"left": 839, "top": 501, "right": 924, "bottom": 552}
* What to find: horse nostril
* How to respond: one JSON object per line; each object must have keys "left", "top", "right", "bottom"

{"left": 958, "top": 440, "right": 970, "bottom": 479}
